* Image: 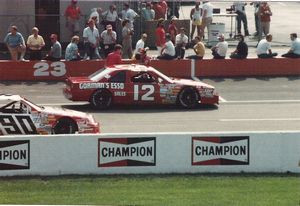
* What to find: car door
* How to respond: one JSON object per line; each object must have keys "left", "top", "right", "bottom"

{"left": 128, "top": 71, "right": 160, "bottom": 105}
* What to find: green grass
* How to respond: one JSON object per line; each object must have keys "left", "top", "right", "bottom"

{"left": 0, "top": 174, "right": 299, "bottom": 206}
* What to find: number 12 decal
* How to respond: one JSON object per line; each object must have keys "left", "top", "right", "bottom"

{"left": 134, "top": 85, "right": 155, "bottom": 101}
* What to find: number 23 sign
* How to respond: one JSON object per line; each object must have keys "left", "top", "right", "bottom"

{"left": 33, "top": 62, "right": 66, "bottom": 77}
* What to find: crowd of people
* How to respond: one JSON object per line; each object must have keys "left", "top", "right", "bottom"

{"left": 3, "top": 0, "right": 300, "bottom": 64}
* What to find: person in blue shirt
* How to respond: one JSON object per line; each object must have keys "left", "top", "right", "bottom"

{"left": 4, "top": 25, "right": 26, "bottom": 61}
{"left": 282, "top": 33, "right": 300, "bottom": 58}
{"left": 65, "top": 35, "right": 82, "bottom": 61}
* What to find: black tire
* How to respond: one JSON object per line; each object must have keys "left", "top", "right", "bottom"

{"left": 53, "top": 118, "right": 78, "bottom": 134}
{"left": 90, "top": 89, "right": 112, "bottom": 109}
{"left": 177, "top": 87, "right": 199, "bottom": 109}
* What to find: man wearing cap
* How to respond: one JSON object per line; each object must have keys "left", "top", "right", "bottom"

{"left": 157, "top": 33, "right": 176, "bottom": 60}
{"left": 83, "top": 19, "right": 100, "bottom": 60}
{"left": 26, "top": 27, "right": 45, "bottom": 60}
{"left": 211, "top": 33, "right": 228, "bottom": 59}
{"left": 100, "top": 24, "right": 117, "bottom": 57}
{"left": 44, "top": 34, "right": 62, "bottom": 61}
{"left": 4, "top": 25, "right": 26, "bottom": 61}
{"left": 64, "top": 0, "right": 81, "bottom": 36}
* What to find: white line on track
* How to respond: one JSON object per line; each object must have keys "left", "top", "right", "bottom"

{"left": 221, "top": 100, "right": 300, "bottom": 104}
{"left": 43, "top": 102, "right": 87, "bottom": 106}
{"left": 220, "top": 118, "right": 300, "bottom": 122}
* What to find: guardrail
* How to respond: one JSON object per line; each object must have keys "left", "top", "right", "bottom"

{"left": 1, "top": 58, "right": 300, "bottom": 81}
{"left": 0, "top": 131, "right": 299, "bottom": 176}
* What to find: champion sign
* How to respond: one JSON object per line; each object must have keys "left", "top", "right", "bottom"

{"left": 98, "top": 137, "right": 156, "bottom": 167}
{"left": 192, "top": 136, "right": 249, "bottom": 165}
{"left": 0, "top": 140, "right": 30, "bottom": 170}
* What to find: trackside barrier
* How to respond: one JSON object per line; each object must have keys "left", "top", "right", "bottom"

{"left": 0, "top": 131, "right": 299, "bottom": 176}
{"left": 1, "top": 58, "right": 300, "bottom": 81}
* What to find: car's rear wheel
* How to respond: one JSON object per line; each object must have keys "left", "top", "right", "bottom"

{"left": 177, "top": 87, "right": 199, "bottom": 109}
{"left": 90, "top": 89, "right": 112, "bottom": 109}
{"left": 53, "top": 118, "right": 78, "bottom": 134}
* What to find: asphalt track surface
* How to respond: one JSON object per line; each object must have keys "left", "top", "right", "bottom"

{"left": 1, "top": 77, "right": 300, "bottom": 133}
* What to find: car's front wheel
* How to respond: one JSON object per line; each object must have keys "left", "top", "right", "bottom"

{"left": 177, "top": 87, "right": 199, "bottom": 109}
{"left": 53, "top": 118, "right": 78, "bottom": 134}
{"left": 90, "top": 89, "right": 112, "bottom": 109}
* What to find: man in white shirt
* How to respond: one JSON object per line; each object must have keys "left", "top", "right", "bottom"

{"left": 134, "top": 33, "right": 148, "bottom": 60}
{"left": 211, "top": 33, "right": 228, "bottom": 59}
{"left": 175, "top": 27, "right": 188, "bottom": 59}
{"left": 121, "top": 3, "right": 138, "bottom": 29}
{"left": 100, "top": 24, "right": 117, "bottom": 57}
{"left": 282, "top": 33, "right": 300, "bottom": 58}
{"left": 83, "top": 19, "right": 100, "bottom": 59}
{"left": 201, "top": 1, "right": 213, "bottom": 40}
{"left": 233, "top": 2, "right": 249, "bottom": 36}
{"left": 157, "top": 33, "right": 176, "bottom": 60}
{"left": 256, "top": 34, "right": 277, "bottom": 58}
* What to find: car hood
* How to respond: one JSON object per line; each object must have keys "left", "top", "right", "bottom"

{"left": 172, "top": 78, "right": 215, "bottom": 89}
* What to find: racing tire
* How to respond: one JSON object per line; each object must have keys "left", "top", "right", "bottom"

{"left": 177, "top": 87, "right": 199, "bottom": 109}
{"left": 90, "top": 89, "right": 112, "bottom": 109}
{"left": 53, "top": 118, "right": 78, "bottom": 134}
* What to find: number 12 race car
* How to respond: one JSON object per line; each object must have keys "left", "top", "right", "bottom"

{"left": 63, "top": 64, "right": 219, "bottom": 109}
{"left": 0, "top": 94, "right": 99, "bottom": 135}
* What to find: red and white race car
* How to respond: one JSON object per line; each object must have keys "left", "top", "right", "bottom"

{"left": 0, "top": 94, "right": 99, "bottom": 135}
{"left": 63, "top": 64, "right": 219, "bottom": 109}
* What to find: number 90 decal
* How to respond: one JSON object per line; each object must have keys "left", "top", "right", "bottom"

{"left": 33, "top": 62, "right": 66, "bottom": 77}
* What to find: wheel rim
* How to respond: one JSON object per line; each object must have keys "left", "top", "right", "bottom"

{"left": 93, "top": 91, "right": 111, "bottom": 108}
{"left": 180, "top": 89, "right": 198, "bottom": 108}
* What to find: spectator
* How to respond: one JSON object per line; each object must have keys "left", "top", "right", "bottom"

{"left": 65, "top": 35, "right": 81, "bottom": 61}
{"left": 44, "top": 34, "right": 62, "bottom": 61}
{"left": 83, "top": 19, "right": 100, "bottom": 60}
{"left": 211, "top": 33, "right": 228, "bottom": 59}
{"left": 122, "top": 19, "right": 133, "bottom": 59}
{"left": 155, "top": 18, "right": 166, "bottom": 55}
{"left": 233, "top": 2, "right": 250, "bottom": 36}
{"left": 141, "top": 2, "right": 155, "bottom": 21}
{"left": 121, "top": 3, "right": 138, "bottom": 30}
{"left": 90, "top": 7, "right": 102, "bottom": 28}
{"left": 64, "top": 0, "right": 81, "bottom": 36}
{"left": 168, "top": 16, "right": 178, "bottom": 44}
{"left": 175, "top": 27, "right": 188, "bottom": 59}
{"left": 167, "top": 2, "right": 180, "bottom": 19}
{"left": 101, "top": 4, "right": 118, "bottom": 32}
{"left": 259, "top": 2, "right": 272, "bottom": 36}
{"left": 157, "top": 33, "right": 176, "bottom": 60}
{"left": 282, "top": 33, "right": 300, "bottom": 58}
{"left": 140, "top": 48, "right": 151, "bottom": 66}
{"left": 230, "top": 34, "right": 248, "bottom": 59}
{"left": 100, "top": 24, "right": 117, "bottom": 58}
{"left": 26, "top": 27, "right": 45, "bottom": 60}
{"left": 4, "top": 25, "right": 26, "bottom": 61}
{"left": 256, "top": 34, "right": 277, "bottom": 58}
{"left": 152, "top": 2, "right": 165, "bottom": 20}
{"left": 134, "top": 33, "right": 148, "bottom": 60}
{"left": 186, "top": 36, "right": 205, "bottom": 60}
{"left": 190, "top": 2, "right": 202, "bottom": 40}
{"left": 159, "top": 0, "right": 168, "bottom": 19}
{"left": 201, "top": 0, "right": 213, "bottom": 40}
{"left": 250, "top": 2, "right": 261, "bottom": 36}
{"left": 106, "top": 44, "right": 122, "bottom": 67}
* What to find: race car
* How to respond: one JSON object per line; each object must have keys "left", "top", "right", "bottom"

{"left": 0, "top": 94, "right": 99, "bottom": 135}
{"left": 63, "top": 64, "right": 219, "bottom": 109}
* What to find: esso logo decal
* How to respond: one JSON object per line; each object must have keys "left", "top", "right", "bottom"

{"left": 33, "top": 62, "right": 66, "bottom": 77}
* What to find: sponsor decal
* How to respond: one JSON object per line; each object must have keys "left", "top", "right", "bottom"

{"left": 79, "top": 82, "right": 124, "bottom": 90}
{"left": 98, "top": 137, "right": 156, "bottom": 167}
{"left": 0, "top": 140, "right": 30, "bottom": 170}
{"left": 114, "top": 91, "right": 126, "bottom": 97}
{"left": 192, "top": 136, "right": 249, "bottom": 165}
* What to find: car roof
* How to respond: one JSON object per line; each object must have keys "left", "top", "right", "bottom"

{"left": 112, "top": 64, "right": 155, "bottom": 73}
{"left": 0, "top": 94, "right": 23, "bottom": 102}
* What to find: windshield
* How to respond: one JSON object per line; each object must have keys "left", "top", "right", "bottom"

{"left": 89, "top": 68, "right": 112, "bottom": 81}
{"left": 152, "top": 69, "right": 173, "bottom": 83}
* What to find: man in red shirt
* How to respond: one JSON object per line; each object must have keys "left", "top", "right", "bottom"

{"left": 106, "top": 44, "right": 122, "bottom": 67}
{"left": 65, "top": 0, "right": 81, "bottom": 36}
